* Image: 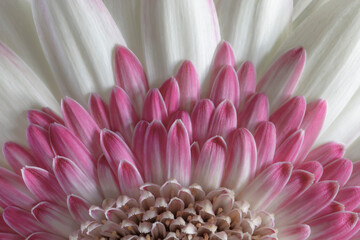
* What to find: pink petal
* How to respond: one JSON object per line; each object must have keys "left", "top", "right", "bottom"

{"left": 67, "top": 194, "right": 91, "bottom": 224}
{"left": 114, "top": 45, "right": 149, "bottom": 113}
{"left": 144, "top": 121, "right": 167, "bottom": 184}
{"left": 131, "top": 120, "right": 149, "bottom": 164}
{"left": 191, "top": 99, "right": 215, "bottom": 145}
{"left": 0, "top": 213, "right": 15, "bottom": 232}
{"left": 26, "top": 124, "right": 54, "bottom": 171}
{"left": 3, "top": 206, "right": 45, "bottom": 237}
{"left": 240, "top": 162, "right": 292, "bottom": 211}
{"left": 32, "top": 202, "right": 77, "bottom": 237}
{"left": 175, "top": 60, "right": 200, "bottom": 111}
{"left": 88, "top": 93, "right": 110, "bottom": 129}
{"left": 41, "top": 107, "right": 65, "bottom": 125}
{"left": 100, "top": 129, "right": 138, "bottom": 171}
{"left": 26, "top": 232, "right": 65, "bottom": 240}
{"left": 191, "top": 142, "right": 200, "bottom": 171}
{"left": 269, "top": 96, "right": 306, "bottom": 145}
{"left": 210, "top": 65, "right": 240, "bottom": 108}
{"left": 307, "top": 211, "right": 358, "bottom": 240}
{"left": 49, "top": 123, "right": 97, "bottom": 180}
{"left": 277, "top": 224, "right": 310, "bottom": 240}
{"left": 254, "top": 122, "right": 276, "bottom": 171}
{"left": 273, "top": 130, "right": 304, "bottom": 164}
{"left": 237, "top": 61, "right": 256, "bottom": 108}
{"left": 335, "top": 186, "right": 360, "bottom": 211}
{"left": 22, "top": 166, "right": 66, "bottom": 204}
{"left": 142, "top": 88, "right": 168, "bottom": 122}
{"left": 117, "top": 160, "right": 144, "bottom": 198}
{"left": 335, "top": 217, "right": 360, "bottom": 240}
{"left": 257, "top": 47, "right": 306, "bottom": 110}
{"left": 222, "top": 128, "right": 257, "bottom": 193}
{"left": 167, "top": 110, "right": 192, "bottom": 142}
{"left": 166, "top": 120, "right": 191, "bottom": 186}
{"left": 208, "top": 100, "right": 237, "bottom": 139}
{"left": 194, "top": 136, "right": 226, "bottom": 191}
{"left": 312, "top": 201, "right": 345, "bottom": 219}
{"left": 298, "top": 161, "right": 323, "bottom": 182}
{"left": 238, "top": 93, "right": 269, "bottom": 132}
{"left": 97, "top": 155, "right": 121, "bottom": 199}
{"left": 109, "top": 87, "right": 139, "bottom": 144}
{"left": 27, "top": 110, "right": 61, "bottom": 130}
{"left": 346, "top": 161, "right": 360, "bottom": 187}
{"left": 0, "top": 233, "right": 23, "bottom": 240}
{"left": 3, "top": 142, "right": 37, "bottom": 174}
{"left": 275, "top": 181, "right": 339, "bottom": 226}
{"left": 53, "top": 156, "right": 102, "bottom": 204}
{"left": 159, "top": 77, "right": 180, "bottom": 116}
{"left": 295, "top": 99, "right": 327, "bottom": 164}
{"left": 304, "top": 142, "right": 345, "bottom": 165}
{"left": 321, "top": 158, "right": 353, "bottom": 186}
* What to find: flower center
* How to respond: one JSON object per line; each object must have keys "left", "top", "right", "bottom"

{"left": 71, "top": 179, "right": 277, "bottom": 240}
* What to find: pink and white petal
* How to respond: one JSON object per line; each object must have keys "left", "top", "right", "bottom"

{"left": 208, "top": 100, "right": 237, "bottom": 139}
{"left": 117, "top": 160, "right": 144, "bottom": 199}
{"left": 335, "top": 186, "right": 360, "bottom": 211}
{"left": 194, "top": 136, "right": 226, "bottom": 191}
{"left": 167, "top": 111, "right": 192, "bottom": 142}
{"left": 41, "top": 108, "right": 64, "bottom": 125}
{"left": 3, "top": 206, "right": 45, "bottom": 237}
{"left": 159, "top": 78, "right": 180, "bottom": 116}
{"left": 277, "top": 224, "right": 310, "bottom": 240}
{"left": 88, "top": 93, "right": 111, "bottom": 129}
{"left": 191, "top": 142, "right": 200, "bottom": 171}
{"left": 27, "top": 110, "right": 61, "bottom": 130}
{"left": 61, "top": 97, "right": 101, "bottom": 158}
{"left": 257, "top": 48, "right": 306, "bottom": 110}
{"left": 53, "top": 156, "right": 103, "bottom": 204}
{"left": 166, "top": 120, "right": 191, "bottom": 186}
{"left": 3, "top": 142, "right": 38, "bottom": 174}
{"left": 222, "top": 129, "right": 257, "bottom": 193}
{"left": 321, "top": 158, "right": 353, "bottom": 186}
{"left": 346, "top": 161, "right": 360, "bottom": 187}
{"left": 275, "top": 181, "right": 339, "bottom": 226}
{"left": 114, "top": 45, "right": 149, "bottom": 113}
{"left": 67, "top": 194, "right": 91, "bottom": 224}
{"left": 191, "top": 99, "right": 215, "bottom": 145}
{"left": 26, "top": 232, "right": 65, "bottom": 240}
{"left": 254, "top": 122, "right": 276, "bottom": 171}
{"left": 0, "top": 233, "right": 23, "bottom": 240}
{"left": 240, "top": 162, "right": 292, "bottom": 211}
{"left": 238, "top": 93, "right": 269, "bottom": 132}
{"left": 307, "top": 211, "right": 358, "bottom": 240}
{"left": 142, "top": 88, "right": 168, "bottom": 122}
{"left": 32, "top": 202, "right": 77, "bottom": 238}
{"left": 269, "top": 96, "right": 306, "bottom": 145}
{"left": 31, "top": 0, "right": 125, "bottom": 105}
{"left": 237, "top": 61, "right": 256, "bottom": 107}
{"left": 175, "top": 61, "right": 200, "bottom": 112}
{"left": 273, "top": 130, "right": 304, "bottom": 164}
{"left": 141, "top": 0, "right": 220, "bottom": 87}
{"left": 132, "top": 120, "right": 149, "bottom": 164}
{"left": 97, "top": 156, "right": 121, "bottom": 199}
{"left": 22, "top": 166, "right": 66, "bottom": 204}
{"left": 304, "top": 142, "right": 345, "bottom": 166}
{"left": 298, "top": 161, "right": 323, "bottom": 182}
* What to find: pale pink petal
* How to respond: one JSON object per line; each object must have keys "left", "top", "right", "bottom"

{"left": 304, "top": 142, "right": 345, "bottom": 165}
{"left": 166, "top": 120, "right": 191, "bottom": 186}
{"left": 273, "top": 130, "right": 304, "bottom": 164}
{"left": 275, "top": 181, "right": 339, "bottom": 226}
{"left": 222, "top": 128, "right": 257, "bottom": 193}
{"left": 210, "top": 65, "right": 240, "bottom": 108}
{"left": 3, "top": 142, "right": 37, "bottom": 174}
{"left": 114, "top": 45, "right": 149, "bottom": 113}
{"left": 144, "top": 121, "right": 167, "bottom": 184}
{"left": 109, "top": 87, "right": 139, "bottom": 144}
{"left": 97, "top": 156, "right": 121, "bottom": 199}
{"left": 175, "top": 60, "right": 200, "bottom": 112}
{"left": 208, "top": 100, "right": 237, "bottom": 139}
{"left": 298, "top": 161, "right": 323, "bottom": 182}
{"left": 32, "top": 202, "right": 77, "bottom": 237}
{"left": 142, "top": 88, "right": 168, "bottom": 122}
{"left": 254, "top": 122, "right": 276, "bottom": 171}
{"left": 237, "top": 61, "right": 256, "bottom": 107}
{"left": 269, "top": 96, "right": 306, "bottom": 145}
{"left": 345, "top": 161, "right": 360, "bottom": 187}
{"left": 67, "top": 194, "right": 91, "bottom": 224}
{"left": 118, "top": 160, "right": 144, "bottom": 198}
{"left": 53, "top": 156, "right": 102, "bottom": 204}
{"left": 22, "top": 166, "right": 66, "bottom": 204}
{"left": 238, "top": 93, "right": 269, "bottom": 132}
{"left": 131, "top": 120, "right": 149, "bottom": 164}
{"left": 3, "top": 206, "right": 45, "bottom": 237}
{"left": 0, "top": 233, "right": 23, "bottom": 240}
{"left": 335, "top": 186, "right": 360, "bottom": 211}
{"left": 159, "top": 78, "right": 180, "bottom": 116}
{"left": 257, "top": 47, "right": 306, "bottom": 110}
{"left": 194, "top": 136, "right": 226, "bottom": 191}
{"left": 26, "top": 232, "right": 65, "bottom": 240}
{"left": 27, "top": 110, "right": 61, "bottom": 130}
{"left": 88, "top": 93, "right": 111, "bottom": 129}
{"left": 167, "top": 110, "right": 192, "bottom": 142}
{"left": 321, "top": 158, "right": 353, "bottom": 186}
{"left": 191, "top": 99, "right": 215, "bottom": 145}
{"left": 240, "top": 162, "right": 292, "bottom": 211}
{"left": 277, "top": 224, "right": 310, "bottom": 240}
{"left": 191, "top": 142, "right": 200, "bottom": 171}
{"left": 307, "top": 212, "right": 358, "bottom": 240}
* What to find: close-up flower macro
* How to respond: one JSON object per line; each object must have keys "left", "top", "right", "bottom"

{"left": 1, "top": 0, "right": 360, "bottom": 239}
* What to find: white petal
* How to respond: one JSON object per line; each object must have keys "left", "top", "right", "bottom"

{"left": 0, "top": 43, "right": 59, "bottom": 166}
{"left": 140, "top": 0, "right": 220, "bottom": 87}
{"left": 346, "top": 137, "right": 360, "bottom": 161}
{"left": 278, "top": 0, "right": 360, "bottom": 135}
{"left": 31, "top": 0, "right": 126, "bottom": 105}
{"left": 0, "top": 0, "right": 60, "bottom": 98}
{"left": 215, "top": 0, "right": 292, "bottom": 74}
{"left": 292, "top": 0, "right": 329, "bottom": 27}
